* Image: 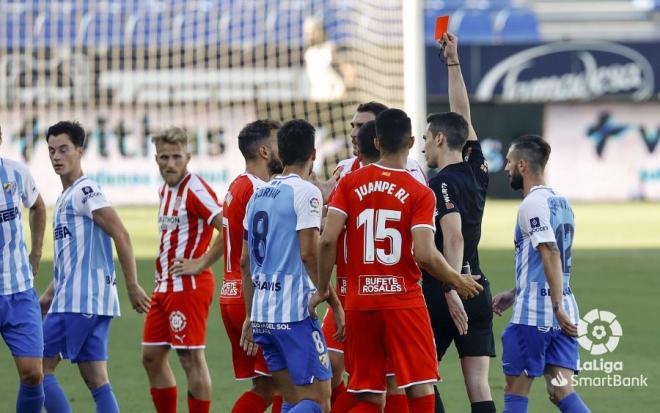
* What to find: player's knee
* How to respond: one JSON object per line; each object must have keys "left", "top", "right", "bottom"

{"left": 142, "top": 351, "right": 164, "bottom": 372}
{"left": 81, "top": 371, "right": 109, "bottom": 390}
{"left": 548, "top": 384, "right": 573, "bottom": 404}
{"left": 465, "top": 373, "right": 490, "bottom": 399}
{"left": 19, "top": 365, "right": 44, "bottom": 385}
{"left": 252, "top": 377, "right": 276, "bottom": 403}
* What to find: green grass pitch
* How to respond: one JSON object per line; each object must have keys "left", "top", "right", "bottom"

{"left": 1, "top": 201, "right": 658, "bottom": 412}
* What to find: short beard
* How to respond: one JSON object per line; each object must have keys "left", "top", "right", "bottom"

{"left": 510, "top": 171, "right": 523, "bottom": 191}
{"left": 267, "top": 156, "right": 284, "bottom": 175}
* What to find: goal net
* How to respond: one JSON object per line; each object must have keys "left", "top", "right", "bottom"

{"left": 0, "top": 0, "right": 405, "bottom": 204}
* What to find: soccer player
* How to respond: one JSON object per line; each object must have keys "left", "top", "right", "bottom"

{"left": 39, "top": 121, "right": 151, "bottom": 413}
{"left": 492, "top": 135, "right": 590, "bottom": 413}
{"left": 141, "top": 127, "right": 224, "bottom": 413}
{"left": 422, "top": 33, "right": 495, "bottom": 413}
{"left": 0, "top": 125, "right": 47, "bottom": 413}
{"left": 240, "top": 119, "right": 342, "bottom": 413}
{"left": 315, "top": 108, "right": 482, "bottom": 413}
{"left": 222, "top": 120, "right": 283, "bottom": 412}
{"left": 333, "top": 102, "right": 426, "bottom": 184}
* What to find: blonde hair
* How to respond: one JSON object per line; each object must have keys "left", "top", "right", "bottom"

{"left": 151, "top": 127, "right": 188, "bottom": 147}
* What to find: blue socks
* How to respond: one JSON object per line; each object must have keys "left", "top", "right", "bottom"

{"left": 558, "top": 392, "right": 590, "bottom": 413}
{"left": 289, "top": 399, "right": 323, "bottom": 412}
{"left": 17, "top": 382, "right": 44, "bottom": 413}
{"left": 282, "top": 402, "right": 295, "bottom": 413}
{"left": 504, "top": 394, "right": 528, "bottom": 413}
{"left": 91, "top": 383, "right": 119, "bottom": 413}
{"left": 43, "top": 374, "right": 71, "bottom": 413}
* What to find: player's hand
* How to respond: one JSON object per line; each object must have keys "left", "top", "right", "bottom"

{"left": 127, "top": 283, "right": 151, "bottom": 313}
{"left": 38, "top": 293, "right": 53, "bottom": 318}
{"left": 329, "top": 294, "right": 346, "bottom": 342}
{"left": 452, "top": 274, "right": 482, "bottom": 300}
{"left": 492, "top": 290, "right": 515, "bottom": 316}
{"left": 440, "top": 32, "right": 459, "bottom": 65}
{"left": 29, "top": 251, "right": 41, "bottom": 276}
{"left": 445, "top": 290, "right": 468, "bottom": 335}
{"left": 240, "top": 318, "right": 258, "bottom": 356}
{"left": 172, "top": 257, "right": 205, "bottom": 276}
{"left": 308, "top": 290, "right": 329, "bottom": 320}
{"left": 555, "top": 307, "right": 578, "bottom": 337}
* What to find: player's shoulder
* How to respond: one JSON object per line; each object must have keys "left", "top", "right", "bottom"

{"left": 0, "top": 157, "right": 30, "bottom": 176}
{"left": 287, "top": 175, "right": 321, "bottom": 197}
{"left": 334, "top": 157, "right": 358, "bottom": 178}
{"left": 405, "top": 157, "right": 427, "bottom": 184}
{"left": 187, "top": 173, "right": 216, "bottom": 197}
{"left": 520, "top": 186, "right": 556, "bottom": 213}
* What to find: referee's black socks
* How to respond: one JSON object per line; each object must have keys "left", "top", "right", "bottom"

{"left": 471, "top": 400, "right": 496, "bottom": 413}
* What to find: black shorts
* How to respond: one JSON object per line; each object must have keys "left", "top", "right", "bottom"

{"left": 422, "top": 276, "right": 495, "bottom": 361}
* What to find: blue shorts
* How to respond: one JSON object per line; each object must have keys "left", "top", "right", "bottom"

{"left": 252, "top": 317, "right": 332, "bottom": 386}
{"left": 43, "top": 313, "right": 112, "bottom": 363}
{"left": 0, "top": 289, "right": 44, "bottom": 358}
{"left": 502, "top": 323, "right": 579, "bottom": 377}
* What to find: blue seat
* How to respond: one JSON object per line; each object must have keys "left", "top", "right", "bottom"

{"left": 494, "top": 7, "right": 540, "bottom": 42}
{"left": 449, "top": 8, "right": 494, "bottom": 43}
{"left": 127, "top": 10, "right": 169, "bottom": 47}
{"left": 79, "top": 8, "right": 126, "bottom": 48}
{"left": 2, "top": 9, "right": 29, "bottom": 49}
{"left": 33, "top": 10, "right": 80, "bottom": 47}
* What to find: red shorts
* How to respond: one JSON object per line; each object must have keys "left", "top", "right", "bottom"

{"left": 345, "top": 307, "right": 439, "bottom": 393}
{"left": 220, "top": 302, "right": 270, "bottom": 380}
{"left": 322, "top": 306, "right": 344, "bottom": 353}
{"left": 142, "top": 276, "right": 214, "bottom": 349}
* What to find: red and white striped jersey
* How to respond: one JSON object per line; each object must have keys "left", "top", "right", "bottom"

{"left": 333, "top": 156, "right": 428, "bottom": 185}
{"left": 220, "top": 173, "right": 266, "bottom": 305}
{"left": 154, "top": 173, "right": 222, "bottom": 293}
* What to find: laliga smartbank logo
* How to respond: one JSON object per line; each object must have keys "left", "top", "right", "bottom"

{"left": 551, "top": 309, "right": 648, "bottom": 388}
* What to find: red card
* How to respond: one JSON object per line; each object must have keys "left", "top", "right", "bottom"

{"left": 434, "top": 15, "right": 449, "bottom": 40}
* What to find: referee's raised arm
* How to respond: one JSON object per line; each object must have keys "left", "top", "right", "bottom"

{"left": 441, "top": 33, "right": 478, "bottom": 141}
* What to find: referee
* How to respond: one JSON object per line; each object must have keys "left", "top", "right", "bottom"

{"left": 422, "top": 32, "right": 496, "bottom": 413}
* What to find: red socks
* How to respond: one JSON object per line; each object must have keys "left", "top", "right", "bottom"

{"left": 150, "top": 386, "right": 177, "bottom": 413}
{"left": 407, "top": 394, "right": 435, "bottom": 413}
{"left": 232, "top": 391, "right": 268, "bottom": 413}
{"left": 332, "top": 389, "right": 357, "bottom": 413}
{"left": 332, "top": 381, "right": 347, "bottom": 405}
{"left": 271, "top": 395, "right": 283, "bottom": 413}
{"left": 385, "top": 394, "right": 409, "bottom": 413}
{"left": 188, "top": 393, "right": 211, "bottom": 413}
{"left": 349, "top": 400, "right": 381, "bottom": 413}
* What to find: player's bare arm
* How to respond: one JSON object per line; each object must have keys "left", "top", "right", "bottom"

{"left": 239, "top": 240, "right": 258, "bottom": 356}
{"left": 172, "top": 212, "right": 224, "bottom": 276}
{"left": 314, "top": 209, "right": 347, "bottom": 341}
{"left": 442, "top": 32, "right": 478, "bottom": 141}
{"left": 92, "top": 206, "right": 151, "bottom": 313}
{"left": 538, "top": 242, "right": 578, "bottom": 336}
{"left": 412, "top": 226, "right": 482, "bottom": 299}
{"left": 28, "top": 194, "right": 46, "bottom": 276}
{"left": 440, "top": 212, "right": 469, "bottom": 335}
{"left": 39, "top": 280, "right": 55, "bottom": 317}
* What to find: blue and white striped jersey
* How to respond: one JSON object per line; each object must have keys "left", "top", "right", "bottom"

{"left": 50, "top": 176, "right": 120, "bottom": 316}
{"left": 243, "top": 174, "right": 322, "bottom": 323}
{"left": 511, "top": 186, "right": 579, "bottom": 327}
{"left": 0, "top": 158, "right": 40, "bottom": 295}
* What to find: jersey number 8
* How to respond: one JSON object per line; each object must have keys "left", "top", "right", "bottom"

{"left": 251, "top": 211, "right": 269, "bottom": 266}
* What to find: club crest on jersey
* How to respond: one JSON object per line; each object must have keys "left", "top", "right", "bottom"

{"left": 173, "top": 196, "right": 182, "bottom": 211}
{"left": 2, "top": 181, "right": 16, "bottom": 195}
{"left": 221, "top": 280, "right": 241, "bottom": 297}
{"left": 358, "top": 275, "right": 406, "bottom": 295}
{"left": 169, "top": 311, "right": 187, "bottom": 332}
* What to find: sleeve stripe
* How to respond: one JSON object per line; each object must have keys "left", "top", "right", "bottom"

{"left": 411, "top": 224, "right": 435, "bottom": 232}
{"left": 328, "top": 206, "right": 348, "bottom": 217}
